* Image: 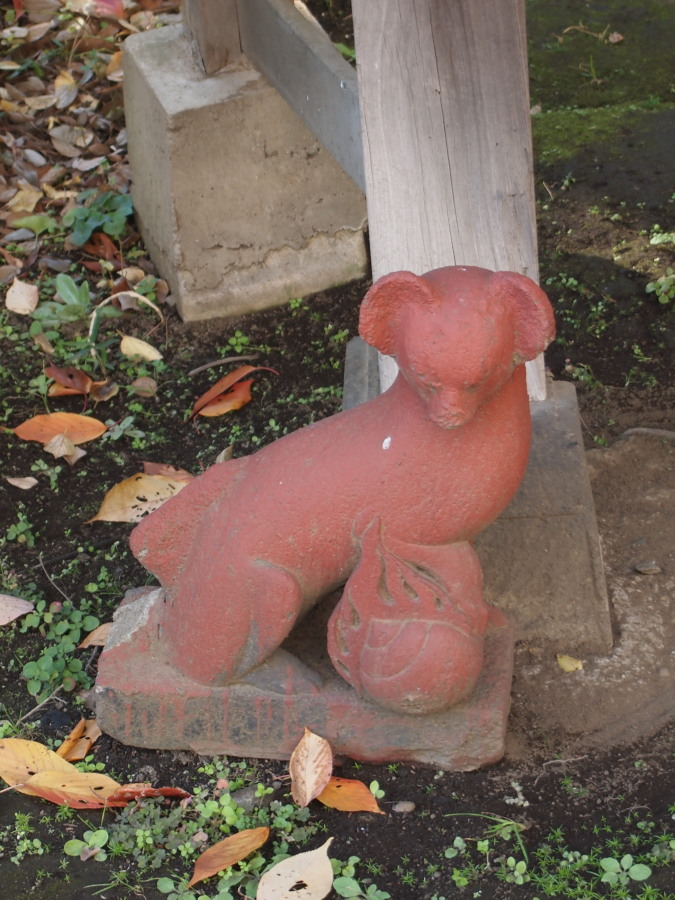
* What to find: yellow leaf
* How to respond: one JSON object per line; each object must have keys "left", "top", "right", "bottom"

{"left": 317, "top": 777, "right": 384, "bottom": 814}
{"left": 21, "top": 769, "right": 122, "bottom": 808}
{"left": 5, "top": 277, "right": 39, "bottom": 314}
{"left": 78, "top": 622, "right": 112, "bottom": 648}
{"left": 87, "top": 473, "right": 190, "bottom": 523}
{"left": 0, "top": 738, "right": 75, "bottom": 794}
{"left": 54, "top": 70, "right": 78, "bottom": 109}
{"left": 6, "top": 184, "right": 43, "bottom": 212}
{"left": 289, "top": 727, "right": 333, "bottom": 808}
{"left": 187, "top": 827, "right": 270, "bottom": 888}
{"left": 257, "top": 838, "right": 334, "bottom": 900}
{"left": 556, "top": 653, "right": 583, "bottom": 673}
{"left": 119, "top": 334, "right": 163, "bottom": 361}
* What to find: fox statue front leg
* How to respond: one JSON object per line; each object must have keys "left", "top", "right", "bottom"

{"left": 327, "top": 518, "right": 489, "bottom": 715}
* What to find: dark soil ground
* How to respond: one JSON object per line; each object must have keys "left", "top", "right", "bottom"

{"left": 1, "top": 1, "right": 674, "bottom": 899}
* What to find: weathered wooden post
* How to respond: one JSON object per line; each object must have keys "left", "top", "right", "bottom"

{"left": 351, "top": 0, "right": 543, "bottom": 397}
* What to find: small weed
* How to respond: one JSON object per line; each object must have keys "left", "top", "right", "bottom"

{"left": 646, "top": 268, "right": 675, "bottom": 305}
{"left": 20, "top": 597, "right": 100, "bottom": 700}
{"left": 225, "top": 329, "right": 251, "bottom": 354}
{"left": 62, "top": 188, "right": 133, "bottom": 246}
{"left": 5, "top": 508, "right": 37, "bottom": 548}
{"left": 64, "top": 828, "right": 109, "bottom": 862}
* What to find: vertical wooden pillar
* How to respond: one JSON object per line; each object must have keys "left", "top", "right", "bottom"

{"left": 183, "top": 0, "right": 243, "bottom": 74}
{"left": 351, "top": 0, "right": 545, "bottom": 398}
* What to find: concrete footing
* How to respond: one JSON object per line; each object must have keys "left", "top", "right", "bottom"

{"left": 95, "top": 589, "right": 514, "bottom": 769}
{"left": 122, "top": 25, "right": 367, "bottom": 321}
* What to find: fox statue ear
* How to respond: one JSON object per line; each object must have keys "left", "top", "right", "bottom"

{"left": 491, "top": 271, "right": 556, "bottom": 364}
{"left": 358, "top": 271, "right": 438, "bottom": 356}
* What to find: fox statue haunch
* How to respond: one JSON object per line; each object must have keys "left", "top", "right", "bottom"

{"left": 130, "top": 266, "right": 555, "bottom": 716}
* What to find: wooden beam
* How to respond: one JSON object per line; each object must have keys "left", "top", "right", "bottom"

{"left": 352, "top": 0, "right": 545, "bottom": 398}
{"left": 182, "top": 0, "right": 243, "bottom": 74}
{"left": 236, "top": 0, "right": 365, "bottom": 192}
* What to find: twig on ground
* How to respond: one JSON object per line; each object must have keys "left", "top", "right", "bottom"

{"left": 16, "top": 687, "right": 65, "bottom": 725}
{"left": 534, "top": 756, "right": 588, "bottom": 786}
{"left": 188, "top": 354, "right": 259, "bottom": 377}
{"left": 37, "top": 553, "right": 72, "bottom": 604}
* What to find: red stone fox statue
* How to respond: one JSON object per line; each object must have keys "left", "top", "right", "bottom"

{"left": 128, "top": 266, "right": 554, "bottom": 715}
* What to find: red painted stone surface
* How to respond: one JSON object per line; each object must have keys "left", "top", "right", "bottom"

{"left": 96, "top": 265, "right": 554, "bottom": 764}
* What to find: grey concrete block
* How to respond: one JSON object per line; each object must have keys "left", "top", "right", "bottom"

{"left": 476, "top": 380, "right": 612, "bottom": 654}
{"left": 123, "top": 25, "right": 367, "bottom": 321}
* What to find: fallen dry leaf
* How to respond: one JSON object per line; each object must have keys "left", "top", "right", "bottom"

{"left": 20, "top": 769, "right": 123, "bottom": 808}
{"left": 556, "top": 653, "right": 583, "bottom": 673}
{"left": 130, "top": 376, "right": 158, "bottom": 397}
{"left": 44, "top": 432, "right": 77, "bottom": 460}
{"left": 45, "top": 363, "right": 93, "bottom": 396}
{"left": 187, "top": 827, "right": 270, "bottom": 888}
{"left": 5, "top": 277, "right": 39, "bottom": 314}
{"left": 89, "top": 379, "right": 119, "bottom": 403}
{"left": 119, "top": 333, "right": 163, "bottom": 361}
{"left": 0, "top": 738, "right": 76, "bottom": 794}
{"left": 87, "top": 472, "right": 191, "bottom": 523}
{"left": 257, "top": 837, "right": 334, "bottom": 900}
{"left": 289, "top": 727, "right": 333, "bottom": 808}
{"left": 317, "top": 777, "right": 383, "bottom": 814}
{"left": 54, "top": 70, "right": 78, "bottom": 108}
{"left": 106, "top": 784, "right": 191, "bottom": 803}
{"left": 13, "top": 412, "right": 107, "bottom": 445}
{"left": 78, "top": 621, "right": 112, "bottom": 648}
{"left": 0, "top": 594, "right": 35, "bottom": 625}
{"left": 196, "top": 379, "right": 253, "bottom": 418}
{"left": 4, "top": 476, "right": 38, "bottom": 490}
{"left": 190, "top": 365, "right": 277, "bottom": 419}
{"left": 142, "top": 461, "right": 194, "bottom": 482}
{"left": 56, "top": 718, "right": 101, "bottom": 762}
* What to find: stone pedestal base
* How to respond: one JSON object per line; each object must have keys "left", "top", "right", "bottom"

{"left": 123, "top": 25, "right": 367, "bottom": 321}
{"left": 95, "top": 588, "right": 514, "bottom": 770}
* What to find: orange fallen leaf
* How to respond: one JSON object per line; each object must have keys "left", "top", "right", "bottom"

{"left": 78, "top": 621, "right": 112, "bottom": 648}
{"left": 56, "top": 718, "right": 101, "bottom": 762}
{"left": 317, "top": 777, "right": 384, "bottom": 814}
{"left": 20, "top": 769, "right": 123, "bottom": 808}
{"left": 45, "top": 363, "right": 93, "bottom": 396}
{"left": 106, "top": 783, "right": 191, "bottom": 803}
{"left": 87, "top": 473, "right": 192, "bottom": 523}
{"left": 289, "top": 727, "right": 333, "bottom": 808}
{"left": 187, "top": 827, "right": 270, "bottom": 888}
{"left": 13, "top": 412, "right": 107, "bottom": 445}
{"left": 190, "top": 366, "right": 278, "bottom": 419}
{"left": 196, "top": 379, "right": 253, "bottom": 418}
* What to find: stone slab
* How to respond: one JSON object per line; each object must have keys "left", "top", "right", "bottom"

{"left": 343, "top": 339, "right": 612, "bottom": 654}
{"left": 95, "top": 588, "right": 515, "bottom": 770}
{"left": 122, "top": 25, "right": 367, "bottom": 321}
